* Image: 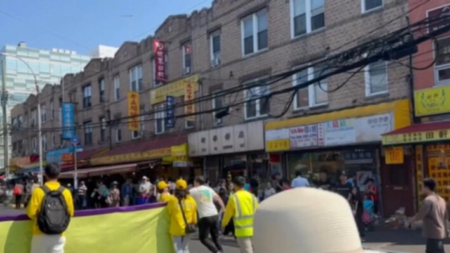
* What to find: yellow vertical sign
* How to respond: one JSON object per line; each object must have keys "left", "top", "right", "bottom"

{"left": 385, "top": 147, "right": 404, "bottom": 164}
{"left": 127, "top": 92, "right": 140, "bottom": 131}
{"left": 184, "top": 81, "right": 195, "bottom": 122}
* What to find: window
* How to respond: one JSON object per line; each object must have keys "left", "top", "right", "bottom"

{"left": 116, "top": 127, "right": 122, "bottom": 143}
{"left": 42, "top": 135, "right": 47, "bottom": 152}
{"left": 32, "top": 137, "right": 37, "bottom": 153}
{"left": 182, "top": 44, "right": 192, "bottom": 75}
{"left": 99, "top": 78, "right": 105, "bottom": 103}
{"left": 365, "top": 60, "right": 388, "bottom": 96}
{"left": 435, "top": 37, "right": 450, "bottom": 86}
{"left": 83, "top": 85, "right": 92, "bottom": 108}
{"left": 212, "top": 92, "right": 224, "bottom": 125}
{"left": 84, "top": 121, "right": 93, "bottom": 145}
{"left": 244, "top": 79, "right": 270, "bottom": 119}
{"left": 155, "top": 103, "right": 165, "bottom": 134}
{"left": 100, "top": 117, "right": 106, "bottom": 142}
{"left": 132, "top": 114, "right": 145, "bottom": 139}
{"left": 31, "top": 109, "right": 36, "bottom": 126}
{"left": 241, "top": 9, "right": 268, "bottom": 56}
{"left": 291, "top": 0, "right": 325, "bottom": 38}
{"left": 210, "top": 31, "right": 221, "bottom": 67}
{"left": 52, "top": 133, "right": 56, "bottom": 148}
{"left": 152, "top": 53, "right": 168, "bottom": 87}
{"left": 114, "top": 76, "right": 120, "bottom": 101}
{"left": 129, "top": 65, "right": 143, "bottom": 92}
{"left": 41, "top": 104, "right": 46, "bottom": 122}
{"left": 362, "top": 0, "right": 383, "bottom": 13}
{"left": 292, "top": 65, "right": 329, "bottom": 109}
{"left": 50, "top": 101, "right": 54, "bottom": 119}
{"left": 185, "top": 120, "right": 194, "bottom": 129}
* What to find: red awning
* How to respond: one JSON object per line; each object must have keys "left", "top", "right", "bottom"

{"left": 59, "top": 163, "right": 137, "bottom": 179}
{"left": 383, "top": 121, "right": 450, "bottom": 136}
{"left": 77, "top": 148, "right": 108, "bottom": 161}
{"left": 382, "top": 121, "right": 450, "bottom": 145}
{"left": 96, "top": 134, "right": 187, "bottom": 158}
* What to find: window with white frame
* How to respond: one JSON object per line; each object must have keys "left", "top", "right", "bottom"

{"left": 84, "top": 121, "right": 93, "bottom": 145}
{"left": 152, "top": 53, "right": 168, "bottom": 87}
{"left": 185, "top": 119, "right": 194, "bottom": 129}
{"left": 362, "top": 0, "right": 383, "bottom": 13}
{"left": 292, "top": 65, "right": 328, "bottom": 108}
{"left": 210, "top": 31, "right": 221, "bottom": 67}
{"left": 155, "top": 103, "right": 166, "bottom": 134}
{"left": 116, "top": 127, "right": 122, "bottom": 143}
{"left": 241, "top": 9, "right": 268, "bottom": 56}
{"left": 182, "top": 44, "right": 192, "bottom": 75}
{"left": 212, "top": 91, "right": 224, "bottom": 125}
{"left": 83, "top": 85, "right": 92, "bottom": 108}
{"left": 99, "top": 78, "right": 105, "bottom": 103}
{"left": 365, "top": 60, "right": 388, "bottom": 96}
{"left": 291, "top": 0, "right": 325, "bottom": 38}
{"left": 129, "top": 65, "right": 143, "bottom": 92}
{"left": 435, "top": 36, "right": 450, "bottom": 86}
{"left": 114, "top": 75, "right": 120, "bottom": 101}
{"left": 41, "top": 104, "right": 46, "bottom": 122}
{"left": 244, "top": 79, "right": 270, "bottom": 119}
{"left": 50, "top": 101, "right": 54, "bottom": 119}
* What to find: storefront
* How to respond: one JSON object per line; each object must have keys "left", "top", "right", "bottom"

{"left": 188, "top": 121, "right": 266, "bottom": 184}
{"left": 265, "top": 99, "right": 412, "bottom": 216}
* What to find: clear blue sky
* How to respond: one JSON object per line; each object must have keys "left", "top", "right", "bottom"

{"left": 0, "top": 0, "right": 212, "bottom": 54}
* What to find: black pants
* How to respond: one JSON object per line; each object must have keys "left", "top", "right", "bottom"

{"left": 426, "top": 239, "right": 445, "bottom": 253}
{"left": 15, "top": 195, "right": 22, "bottom": 209}
{"left": 355, "top": 212, "right": 365, "bottom": 238}
{"left": 198, "top": 215, "right": 222, "bottom": 253}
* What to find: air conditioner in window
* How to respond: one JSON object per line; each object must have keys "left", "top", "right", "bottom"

{"left": 211, "top": 58, "right": 221, "bottom": 67}
{"left": 183, "top": 67, "right": 191, "bottom": 75}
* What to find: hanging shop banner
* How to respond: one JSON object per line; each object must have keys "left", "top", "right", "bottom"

{"left": 289, "top": 124, "right": 318, "bottom": 148}
{"left": 385, "top": 147, "right": 404, "bottom": 164}
{"left": 150, "top": 75, "right": 198, "bottom": 104}
{"left": 184, "top": 81, "right": 195, "bottom": 122}
{"left": 165, "top": 96, "right": 175, "bottom": 129}
{"left": 127, "top": 92, "right": 140, "bottom": 131}
{"left": 90, "top": 148, "right": 172, "bottom": 165}
{"left": 414, "top": 86, "right": 450, "bottom": 117}
{"left": 62, "top": 103, "right": 75, "bottom": 139}
{"left": 171, "top": 143, "right": 188, "bottom": 157}
{"left": 153, "top": 40, "right": 167, "bottom": 83}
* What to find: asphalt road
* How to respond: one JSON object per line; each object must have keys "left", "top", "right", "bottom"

{"left": 1, "top": 206, "right": 448, "bottom": 253}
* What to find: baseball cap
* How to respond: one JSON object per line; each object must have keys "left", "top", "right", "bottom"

{"left": 176, "top": 179, "right": 187, "bottom": 190}
{"left": 157, "top": 181, "right": 169, "bottom": 190}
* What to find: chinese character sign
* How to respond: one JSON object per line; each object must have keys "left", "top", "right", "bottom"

{"left": 166, "top": 96, "right": 175, "bottom": 129}
{"left": 127, "top": 92, "right": 140, "bottom": 131}
{"left": 385, "top": 147, "right": 404, "bottom": 164}
{"left": 184, "top": 81, "right": 195, "bottom": 122}
{"left": 62, "top": 103, "right": 75, "bottom": 139}
{"left": 154, "top": 40, "right": 166, "bottom": 83}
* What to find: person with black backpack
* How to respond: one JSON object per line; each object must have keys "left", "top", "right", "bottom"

{"left": 26, "top": 163, "right": 74, "bottom": 253}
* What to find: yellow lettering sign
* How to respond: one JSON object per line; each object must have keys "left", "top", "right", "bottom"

{"left": 383, "top": 129, "right": 450, "bottom": 145}
{"left": 266, "top": 139, "right": 290, "bottom": 152}
{"left": 150, "top": 75, "right": 199, "bottom": 105}
{"left": 415, "top": 86, "right": 450, "bottom": 117}
{"left": 385, "top": 147, "right": 404, "bottom": 164}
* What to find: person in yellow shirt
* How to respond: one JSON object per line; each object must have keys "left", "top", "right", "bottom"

{"left": 222, "top": 176, "right": 258, "bottom": 253}
{"left": 27, "top": 163, "right": 74, "bottom": 253}
{"left": 166, "top": 179, "right": 197, "bottom": 253}
{"left": 157, "top": 181, "right": 172, "bottom": 202}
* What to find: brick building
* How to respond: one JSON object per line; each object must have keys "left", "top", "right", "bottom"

{"left": 10, "top": 0, "right": 415, "bottom": 215}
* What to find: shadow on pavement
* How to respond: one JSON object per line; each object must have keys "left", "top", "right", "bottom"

{"left": 364, "top": 228, "right": 450, "bottom": 246}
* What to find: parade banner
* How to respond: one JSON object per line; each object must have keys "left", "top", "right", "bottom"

{"left": 0, "top": 203, "right": 172, "bottom": 253}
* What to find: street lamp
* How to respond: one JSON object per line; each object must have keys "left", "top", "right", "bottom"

{"left": 0, "top": 52, "right": 44, "bottom": 185}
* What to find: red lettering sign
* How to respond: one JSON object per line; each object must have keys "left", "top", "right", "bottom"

{"left": 154, "top": 40, "right": 166, "bottom": 83}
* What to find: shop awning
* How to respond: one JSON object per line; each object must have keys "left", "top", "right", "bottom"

{"left": 382, "top": 121, "right": 450, "bottom": 145}
{"left": 59, "top": 163, "right": 137, "bottom": 179}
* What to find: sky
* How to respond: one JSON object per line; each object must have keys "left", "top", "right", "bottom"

{"left": 0, "top": 0, "right": 212, "bottom": 55}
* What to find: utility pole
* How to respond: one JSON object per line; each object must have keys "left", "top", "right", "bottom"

{"left": 1, "top": 58, "right": 9, "bottom": 178}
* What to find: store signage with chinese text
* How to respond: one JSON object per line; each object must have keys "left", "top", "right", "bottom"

{"left": 382, "top": 129, "right": 450, "bottom": 145}
{"left": 62, "top": 153, "right": 74, "bottom": 163}
{"left": 153, "top": 40, "right": 166, "bottom": 83}
{"left": 289, "top": 124, "right": 318, "bottom": 148}
{"left": 62, "top": 103, "right": 75, "bottom": 139}
{"left": 322, "top": 119, "right": 355, "bottom": 146}
{"left": 171, "top": 143, "right": 188, "bottom": 157}
{"left": 46, "top": 146, "right": 83, "bottom": 165}
{"left": 184, "top": 81, "right": 195, "bottom": 122}
{"left": 90, "top": 148, "right": 172, "bottom": 165}
{"left": 266, "top": 139, "right": 290, "bottom": 152}
{"left": 414, "top": 86, "right": 450, "bottom": 117}
{"left": 165, "top": 96, "right": 175, "bottom": 129}
{"left": 385, "top": 147, "right": 404, "bottom": 164}
{"left": 150, "top": 75, "right": 198, "bottom": 104}
{"left": 127, "top": 92, "right": 140, "bottom": 131}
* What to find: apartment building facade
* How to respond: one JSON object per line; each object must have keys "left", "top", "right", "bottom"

{"left": 11, "top": 0, "right": 415, "bottom": 215}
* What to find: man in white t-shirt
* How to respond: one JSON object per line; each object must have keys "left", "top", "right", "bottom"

{"left": 189, "top": 176, "right": 225, "bottom": 253}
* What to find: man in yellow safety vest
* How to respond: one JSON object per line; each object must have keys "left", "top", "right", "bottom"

{"left": 222, "top": 176, "right": 258, "bottom": 253}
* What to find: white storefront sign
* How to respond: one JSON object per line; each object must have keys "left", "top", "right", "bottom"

{"left": 321, "top": 119, "right": 356, "bottom": 146}
{"left": 289, "top": 124, "right": 318, "bottom": 148}
{"left": 354, "top": 113, "right": 392, "bottom": 142}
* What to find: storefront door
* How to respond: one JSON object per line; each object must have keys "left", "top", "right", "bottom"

{"left": 380, "top": 155, "right": 415, "bottom": 216}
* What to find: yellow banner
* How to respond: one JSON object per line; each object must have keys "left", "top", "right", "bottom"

{"left": 184, "top": 81, "right": 196, "bottom": 122}
{"left": 382, "top": 129, "right": 450, "bottom": 145}
{"left": 127, "top": 92, "right": 140, "bottom": 131}
{"left": 385, "top": 147, "right": 404, "bottom": 164}
{"left": 415, "top": 86, "right": 450, "bottom": 117}
{"left": 150, "top": 75, "right": 199, "bottom": 105}
{"left": 171, "top": 143, "right": 188, "bottom": 157}
{"left": 0, "top": 205, "right": 172, "bottom": 253}
{"left": 90, "top": 148, "right": 171, "bottom": 165}
{"left": 266, "top": 139, "right": 290, "bottom": 152}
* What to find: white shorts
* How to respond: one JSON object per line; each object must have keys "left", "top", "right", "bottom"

{"left": 31, "top": 235, "right": 66, "bottom": 253}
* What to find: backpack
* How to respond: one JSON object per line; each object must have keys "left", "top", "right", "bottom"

{"left": 37, "top": 186, "right": 71, "bottom": 235}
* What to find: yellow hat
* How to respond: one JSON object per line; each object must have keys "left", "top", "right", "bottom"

{"left": 176, "top": 179, "right": 187, "bottom": 190}
{"left": 157, "top": 181, "right": 168, "bottom": 190}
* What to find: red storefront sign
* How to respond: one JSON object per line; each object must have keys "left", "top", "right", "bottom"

{"left": 154, "top": 40, "right": 166, "bottom": 83}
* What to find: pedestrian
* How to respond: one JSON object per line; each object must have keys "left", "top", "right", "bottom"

{"left": 271, "top": 173, "right": 283, "bottom": 193}
{"left": 77, "top": 181, "right": 88, "bottom": 210}
{"left": 408, "top": 178, "right": 448, "bottom": 253}
{"left": 166, "top": 179, "right": 197, "bottom": 253}
{"left": 350, "top": 187, "right": 365, "bottom": 242}
{"left": 290, "top": 170, "right": 310, "bottom": 188}
{"left": 13, "top": 180, "right": 24, "bottom": 209}
{"left": 26, "top": 163, "right": 74, "bottom": 253}
{"left": 365, "top": 178, "right": 379, "bottom": 215}
{"left": 189, "top": 176, "right": 225, "bottom": 253}
{"left": 157, "top": 180, "right": 172, "bottom": 203}
{"left": 138, "top": 176, "right": 151, "bottom": 205}
{"left": 334, "top": 171, "right": 352, "bottom": 202}
{"left": 222, "top": 176, "right": 258, "bottom": 253}
{"left": 121, "top": 178, "right": 133, "bottom": 206}
{"left": 107, "top": 181, "right": 121, "bottom": 207}
{"left": 315, "top": 169, "right": 333, "bottom": 190}
{"left": 262, "top": 182, "right": 276, "bottom": 201}
{"left": 98, "top": 181, "right": 109, "bottom": 208}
